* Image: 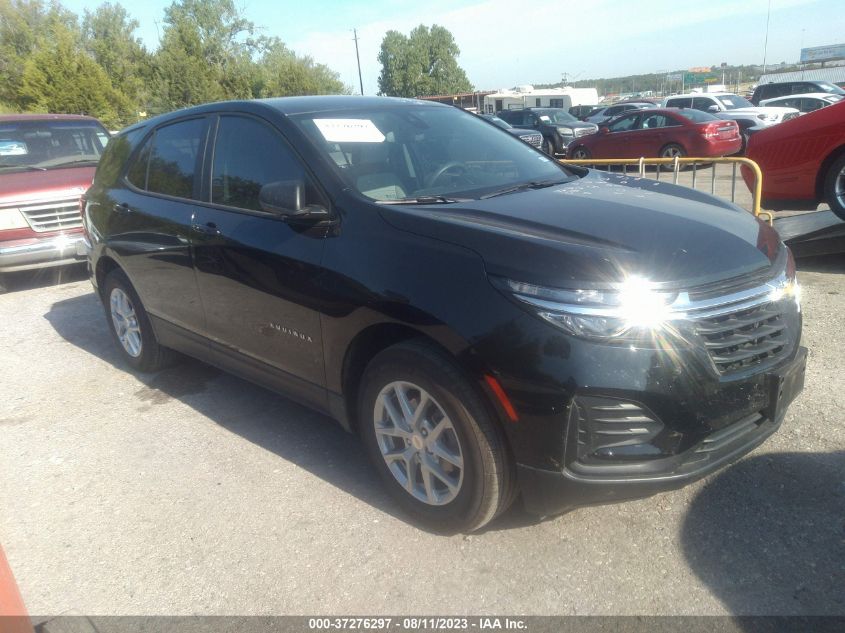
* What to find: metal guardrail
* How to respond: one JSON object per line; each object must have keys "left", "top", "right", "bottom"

{"left": 559, "top": 156, "right": 772, "bottom": 225}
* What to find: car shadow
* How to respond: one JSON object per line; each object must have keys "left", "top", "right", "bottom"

{"left": 1, "top": 263, "right": 87, "bottom": 293}
{"left": 681, "top": 451, "right": 845, "bottom": 616}
{"left": 795, "top": 253, "right": 845, "bottom": 274}
{"left": 43, "top": 291, "right": 529, "bottom": 533}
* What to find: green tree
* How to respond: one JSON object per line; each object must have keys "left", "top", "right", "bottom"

{"left": 81, "top": 2, "right": 151, "bottom": 116}
{"left": 257, "top": 38, "right": 348, "bottom": 97}
{"left": 150, "top": 0, "right": 257, "bottom": 111}
{"left": 0, "top": 0, "right": 78, "bottom": 106}
{"left": 19, "top": 22, "right": 130, "bottom": 127}
{"left": 377, "top": 24, "right": 472, "bottom": 97}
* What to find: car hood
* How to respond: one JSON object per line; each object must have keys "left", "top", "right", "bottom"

{"left": 379, "top": 170, "right": 781, "bottom": 289}
{"left": 0, "top": 166, "right": 95, "bottom": 207}
{"left": 507, "top": 128, "right": 540, "bottom": 137}
{"left": 549, "top": 121, "right": 597, "bottom": 130}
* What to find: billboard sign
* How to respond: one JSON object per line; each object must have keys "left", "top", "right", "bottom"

{"left": 800, "top": 44, "right": 845, "bottom": 63}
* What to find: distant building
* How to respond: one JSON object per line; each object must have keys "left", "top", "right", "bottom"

{"left": 482, "top": 85, "right": 599, "bottom": 113}
{"left": 414, "top": 91, "right": 494, "bottom": 112}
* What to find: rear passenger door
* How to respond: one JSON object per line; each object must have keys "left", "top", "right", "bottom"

{"left": 191, "top": 114, "right": 330, "bottom": 406}
{"left": 110, "top": 117, "right": 208, "bottom": 334}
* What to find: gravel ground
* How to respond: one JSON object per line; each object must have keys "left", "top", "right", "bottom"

{"left": 0, "top": 257, "right": 843, "bottom": 617}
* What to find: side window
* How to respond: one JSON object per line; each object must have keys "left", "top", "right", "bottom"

{"left": 608, "top": 114, "right": 639, "bottom": 132}
{"left": 641, "top": 114, "right": 677, "bottom": 129}
{"left": 692, "top": 97, "right": 715, "bottom": 112}
{"left": 146, "top": 118, "right": 206, "bottom": 199}
{"left": 211, "top": 115, "right": 318, "bottom": 213}
{"left": 125, "top": 136, "right": 151, "bottom": 189}
{"left": 666, "top": 98, "right": 691, "bottom": 108}
{"left": 803, "top": 98, "right": 822, "bottom": 112}
{"left": 605, "top": 106, "right": 621, "bottom": 116}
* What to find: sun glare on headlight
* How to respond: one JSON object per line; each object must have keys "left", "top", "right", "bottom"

{"left": 616, "top": 276, "right": 674, "bottom": 330}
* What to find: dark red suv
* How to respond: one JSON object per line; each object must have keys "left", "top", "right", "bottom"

{"left": 0, "top": 114, "right": 110, "bottom": 290}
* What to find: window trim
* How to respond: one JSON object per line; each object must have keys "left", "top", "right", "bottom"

{"left": 121, "top": 115, "right": 211, "bottom": 204}
{"left": 200, "top": 112, "right": 335, "bottom": 221}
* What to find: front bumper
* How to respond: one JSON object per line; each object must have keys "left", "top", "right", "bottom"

{"left": 0, "top": 232, "right": 89, "bottom": 273}
{"left": 518, "top": 346, "right": 807, "bottom": 516}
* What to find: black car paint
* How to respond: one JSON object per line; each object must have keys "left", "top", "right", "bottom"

{"left": 496, "top": 108, "right": 597, "bottom": 154}
{"left": 86, "top": 97, "right": 805, "bottom": 516}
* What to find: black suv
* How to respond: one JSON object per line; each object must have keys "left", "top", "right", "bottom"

{"left": 85, "top": 97, "right": 806, "bottom": 532}
{"left": 496, "top": 107, "right": 597, "bottom": 155}
{"left": 750, "top": 80, "right": 845, "bottom": 105}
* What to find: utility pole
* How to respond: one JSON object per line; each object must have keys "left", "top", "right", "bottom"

{"left": 761, "top": 0, "right": 772, "bottom": 76}
{"left": 353, "top": 28, "right": 364, "bottom": 95}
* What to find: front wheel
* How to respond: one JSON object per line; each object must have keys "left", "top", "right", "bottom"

{"left": 542, "top": 138, "right": 556, "bottom": 157}
{"left": 570, "top": 146, "right": 591, "bottom": 160}
{"left": 358, "top": 341, "right": 515, "bottom": 533}
{"left": 659, "top": 143, "right": 687, "bottom": 171}
{"left": 823, "top": 153, "right": 845, "bottom": 221}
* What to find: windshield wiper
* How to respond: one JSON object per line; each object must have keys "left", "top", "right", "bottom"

{"left": 377, "top": 195, "right": 468, "bottom": 205}
{"left": 41, "top": 158, "right": 99, "bottom": 168}
{"left": 0, "top": 164, "right": 47, "bottom": 172}
{"left": 480, "top": 179, "right": 568, "bottom": 199}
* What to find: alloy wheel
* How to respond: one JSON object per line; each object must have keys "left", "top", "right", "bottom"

{"left": 836, "top": 163, "right": 845, "bottom": 208}
{"left": 110, "top": 287, "right": 142, "bottom": 358}
{"left": 373, "top": 381, "right": 464, "bottom": 506}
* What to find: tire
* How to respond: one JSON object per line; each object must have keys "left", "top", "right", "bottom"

{"left": 358, "top": 340, "right": 515, "bottom": 533}
{"left": 542, "top": 138, "right": 555, "bottom": 157}
{"left": 0, "top": 273, "right": 7, "bottom": 294}
{"left": 823, "top": 153, "right": 845, "bottom": 221}
{"left": 570, "top": 146, "right": 591, "bottom": 160}
{"left": 659, "top": 143, "right": 687, "bottom": 171}
{"left": 101, "top": 268, "right": 172, "bottom": 372}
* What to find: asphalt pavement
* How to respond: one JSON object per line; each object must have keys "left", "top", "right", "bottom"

{"left": 0, "top": 258, "right": 843, "bottom": 617}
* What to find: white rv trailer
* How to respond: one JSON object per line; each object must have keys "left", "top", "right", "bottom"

{"left": 483, "top": 85, "right": 599, "bottom": 113}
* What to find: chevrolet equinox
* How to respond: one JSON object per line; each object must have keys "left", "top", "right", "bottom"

{"left": 85, "top": 97, "right": 806, "bottom": 532}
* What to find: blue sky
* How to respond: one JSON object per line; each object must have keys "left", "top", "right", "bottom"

{"left": 61, "top": 0, "right": 843, "bottom": 94}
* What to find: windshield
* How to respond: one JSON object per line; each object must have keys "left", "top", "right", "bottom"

{"left": 817, "top": 81, "right": 845, "bottom": 95}
{"left": 484, "top": 115, "right": 511, "bottom": 130}
{"left": 533, "top": 109, "right": 578, "bottom": 124}
{"left": 716, "top": 94, "right": 753, "bottom": 109}
{"left": 291, "top": 105, "right": 574, "bottom": 202}
{"left": 0, "top": 119, "right": 109, "bottom": 173}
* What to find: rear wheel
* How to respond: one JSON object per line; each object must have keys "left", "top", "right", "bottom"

{"left": 358, "top": 340, "right": 515, "bottom": 532}
{"left": 824, "top": 153, "right": 845, "bottom": 221}
{"left": 102, "top": 269, "right": 172, "bottom": 371}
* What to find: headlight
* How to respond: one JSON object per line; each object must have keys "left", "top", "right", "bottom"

{"left": 757, "top": 113, "right": 778, "bottom": 121}
{"left": 0, "top": 208, "right": 28, "bottom": 231}
{"left": 498, "top": 276, "right": 679, "bottom": 340}
{"left": 575, "top": 127, "right": 596, "bottom": 137}
{"left": 556, "top": 126, "right": 575, "bottom": 136}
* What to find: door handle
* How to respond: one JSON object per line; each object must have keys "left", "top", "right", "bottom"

{"left": 192, "top": 222, "right": 221, "bottom": 236}
{"left": 113, "top": 202, "right": 132, "bottom": 214}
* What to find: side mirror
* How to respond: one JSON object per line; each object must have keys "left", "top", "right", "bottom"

{"left": 259, "top": 180, "right": 328, "bottom": 219}
{"left": 707, "top": 104, "right": 720, "bottom": 113}
{"left": 599, "top": 126, "right": 610, "bottom": 134}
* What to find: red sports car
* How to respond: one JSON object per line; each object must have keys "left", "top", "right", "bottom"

{"left": 567, "top": 107, "right": 741, "bottom": 161}
{"left": 743, "top": 99, "right": 845, "bottom": 220}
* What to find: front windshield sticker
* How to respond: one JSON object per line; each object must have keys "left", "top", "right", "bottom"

{"left": 314, "top": 118, "right": 385, "bottom": 143}
{"left": 539, "top": 115, "right": 551, "bottom": 122}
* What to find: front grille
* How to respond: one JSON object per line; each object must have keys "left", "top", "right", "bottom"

{"left": 695, "top": 302, "right": 788, "bottom": 375}
{"left": 19, "top": 198, "right": 82, "bottom": 233}
{"left": 523, "top": 134, "right": 543, "bottom": 148}
{"left": 782, "top": 112, "right": 800, "bottom": 122}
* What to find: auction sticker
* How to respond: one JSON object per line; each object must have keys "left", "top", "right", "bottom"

{"left": 314, "top": 118, "right": 385, "bottom": 143}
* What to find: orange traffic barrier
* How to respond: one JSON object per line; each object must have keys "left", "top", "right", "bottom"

{"left": 0, "top": 545, "right": 33, "bottom": 633}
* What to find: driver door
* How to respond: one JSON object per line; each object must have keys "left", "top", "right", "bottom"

{"left": 191, "top": 114, "right": 330, "bottom": 405}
